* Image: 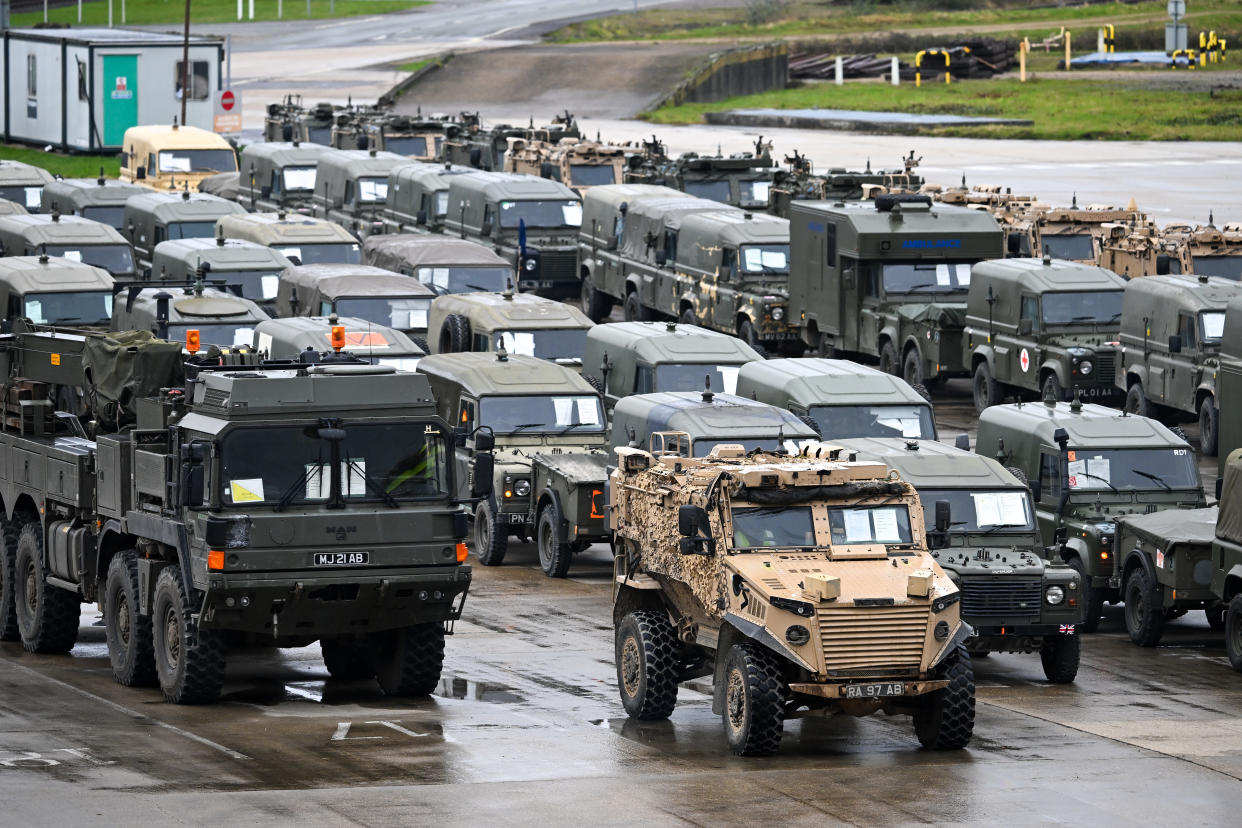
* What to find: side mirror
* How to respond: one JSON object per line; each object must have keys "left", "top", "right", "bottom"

{"left": 480, "top": 220, "right": 492, "bottom": 235}
{"left": 1018, "top": 318, "right": 1033, "bottom": 336}
{"left": 954, "top": 434, "right": 970, "bottom": 451}
{"left": 1168, "top": 334, "right": 1182, "bottom": 354}
{"left": 1053, "top": 526, "right": 1068, "bottom": 545}
{"left": 415, "top": 209, "right": 427, "bottom": 226}
{"left": 260, "top": 185, "right": 272, "bottom": 198}
{"left": 136, "top": 165, "right": 147, "bottom": 180}
{"left": 471, "top": 452, "right": 494, "bottom": 499}
{"left": 655, "top": 250, "right": 667, "bottom": 267}
{"left": 678, "top": 503, "right": 706, "bottom": 537}
{"left": 475, "top": 429, "right": 495, "bottom": 452}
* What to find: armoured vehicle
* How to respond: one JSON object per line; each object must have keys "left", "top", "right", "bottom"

{"left": 581, "top": 321, "right": 762, "bottom": 410}
{"left": 789, "top": 195, "right": 1004, "bottom": 388}
{"left": 216, "top": 212, "right": 361, "bottom": 266}
{"left": 0, "top": 159, "right": 54, "bottom": 212}
{"left": 254, "top": 315, "right": 423, "bottom": 370}
{"left": 0, "top": 200, "right": 28, "bottom": 216}
{"left": 429, "top": 289, "right": 592, "bottom": 366}
{"left": 150, "top": 237, "right": 293, "bottom": 310}
{"left": 124, "top": 191, "right": 247, "bottom": 273}
{"left": 382, "top": 162, "right": 474, "bottom": 234}
{"left": 609, "top": 441, "right": 975, "bottom": 755}
{"left": 504, "top": 137, "right": 629, "bottom": 195}
{"left": 1116, "top": 274, "right": 1242, "bottom": 456}
{"left": 417, "top": 351, "right": 610, "bottom": 577}
{"left": 624, "top": 139, "right": 777, "bottom": 211}
{"left": 1096, "top": 222, "right": 1190, "bottom": 278}
{"left": 332, "top": 110, "right": 453, "bottom": 160}
{"left": 0, "top": 255, "right": 114, "bottom": 330}
{"left": 236, "top": 141, "right": 334, "bottom": 213}
{"left": 312, "top": 149, "right": 412, "bottom": 238}
{"left": 0, "top": 213, "right": 137, "bottom": 278}
{"left": 1213, "top": 449, "right": 1242, "bottom": 671}
{"left": 119, "top": 124, "right": 238, "bottom": 192}
{"left": 977, "top": 398, "right": 1206, "bottom": 632}
{"left": 736, "top": 358, "right": 937, "bottom": 440}
{"left": 362, "top": 234, "right": 511, "bottom": 295}
{"left": 1163, "top": 220, "right": 1242, "bottom": 281}
{"left": 113, "top": 284, "right": 270, "bottom": 350}
{"left": 441, "top": 111, "right": 581, "bottom": 172}
{"left": 839, "top": 437, "right": 1082, "bottom": 681}
{"left": 40, "top": 175, "right": 147, "bottom": 231}
{"left": 1216, "top": 298, "right": 1242, "bottom": 470}
{"left": 0, "top": 326, "right": 482, "bottom": 703}
{"left": 275, "top": 264, "right": 435, "bottom": 346}
{"left": 768, "top": 152, "right": 925, "bottom": 219}
{"left": 264, "top": 96, "right": 339, "bottom": 144}
{"left": 442, "top": 171, "right": 582, "bottom": 299}
{"left": 965, "top": 258, "right": 1126, "bottom": 412}
{"left": 1033, "top": 199, "right": 1148, "bottom": 262}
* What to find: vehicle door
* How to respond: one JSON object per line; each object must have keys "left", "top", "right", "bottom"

{"left": 711, "top": 247, "right": 740, "bottom": 330}
{"left": 1169, "top": 312, "right": 1198, "bottom": 408}
{"left": 856, "top": 261, "right": 878, "bottom": 355}
{"left": 1035, "top": 449, "right": 1063, "bottom": 548}
{"left": 1008, "top": 293, "right": 1041, "bottom": 390}
{"left": 454, "top": 395, "right": 477, "bottom": 501}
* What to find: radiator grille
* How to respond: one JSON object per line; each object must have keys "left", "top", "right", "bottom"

{"left": 960, "top": 577, "right": 1042, "bottom": 618}
{"left": 817, "top": 605, "right": 929, "bottom": 673}
{"left": 1090, "top": 351, "right": 1115, "bottom": 384}
{"left": 539, "top": 249, "right": 577, "bottom": 283}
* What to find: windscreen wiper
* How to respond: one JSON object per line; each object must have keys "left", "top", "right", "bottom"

{"left": 1133, "top": 468, "right": 1171, "bottom": 491}
{"left": 508, "top": 422, "right": 545, "bottom": 433}
{"left": 1074, "top": 471, "right": 1119, "bottom": 493}
{"left": 347, "top": 458, "right": 400, "bottom": 508}
{"left": 274, "top": 462, "right": 315, "bottom": 513}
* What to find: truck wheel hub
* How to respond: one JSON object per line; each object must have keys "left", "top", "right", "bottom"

{"left": 726, "top": 669, "right": 746, "bottom": 729}
{"left": 621, "top": 638, "right": 641, "bottom": 695}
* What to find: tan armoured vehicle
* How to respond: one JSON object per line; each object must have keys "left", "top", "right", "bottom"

{"left": 1163, "top": 220, "right": 1242, "bottom": 281}
{"left": 504, "top": 137, "right": 629, "bottom": 195}
{"left": 118, "top": 124, "right": 238, "bottom": 192}
{"left": 1097, "top": 223, "right": 1191, "bottom": 278}
{"left": 1034, "top": 199, "right": 1149, "bottom": 263}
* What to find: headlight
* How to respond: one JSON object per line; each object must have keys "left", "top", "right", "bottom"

{"left": 785, "top": 625, "right": 810, "bottom": 645}
{"left": 513, "top": 479, "right": 531, "bottom": 497}
{"left": 523, "top": 258, "right": 537, "bottom": 271}
{"left": 1045, "top": 585, "right": 1066, "bottom": 605}
{"left": 1078, "top": 360, "right": 1093, "bottom": 375}
{"left": 771, "top": 307, "right": 784, "bottom": 321}
{"left": 1067, "top": 346, "right": 1090, "bottom": 358}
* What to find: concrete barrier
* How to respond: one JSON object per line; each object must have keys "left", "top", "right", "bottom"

{"left": 649, "top": 42, "right": 788, "bottom": 111}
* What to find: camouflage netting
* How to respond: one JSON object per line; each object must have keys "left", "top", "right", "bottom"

{"left": 83, "top": 330, "right": 185, "bottom": 431}
{"left": 1217, "top": 449, "right": 1242, "bottom": 545}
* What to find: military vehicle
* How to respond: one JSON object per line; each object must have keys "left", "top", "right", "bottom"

{"left": 417, "top": 351, "right": 610, "bottom": 577}
{"left": 0, "top": 159, "right": 54, "bottom": 212}
{"left": 504, "top": 137, "right": 629, "bottom": 195}
{"left": 1033, "top": 199, "right": 1148, "bottom": 262}
{"left": 362, "top": 234, "right": 511, "bottom": 295}
{"left": 382, "top": 162, "right": 475, "bottom": 234}
{"left": 1212, "top": 449, "right": 1242, "bottom": 671}
{"left": 1116, "top": 274, "right": 1242, "bottom": 456}
{"left": 0, "top": 325, "right": 483, "bottom": 703}
{"left": 40, "top": 175, "right": 147, "bottom": 231}
{"left": 442, "top": 171, "right": 582, "bottom": 299}
{"left": 0, "top": 200, "right": 28, "bottom": 216}
{"left": 429, "top": 289, "right": 593, "bottom": 367}
{"left": 332, "top": 110, "right": 453, "bottom": 160}
{"left": 124, "top": 191, "right": 247, "bottom": 274}
{"left": 197, "top": 172, "right": 242, "bottom": 201}
{"left": 736, "top": 358, "right": 937, "bottom": 440}
{"left": 1164, "top": 219, "right": 1242, "bottom": 281}
{"left": 275, "top": 264, "right": 435, "bottom": 346}
{"left": 264, "top": 96, "right": 339, "bottom": 144}
{"left": 838, "top": 437, "right": 1082, "bottom": 681}
{"left": 254, "top": 315, "right": 423, "bottom": 370}
{"left": 215, "top": 212, "right": 361, "bottom": 267}
{"left": 112, "top": 284, "right": 270, "bottom": 350}
{"left": 0, "top": 255, "right": 114, "bottom": 330}
{"left": 610, "top": 441, "right": 975, "bottom": 755}
{"left": 977, "top": 398, "right": 1207, "bottom": 632}
{"left": 1096, "top": 222, "right": 1190, "bottom": 278}
{"left": 965, "top": 258, "right": 1126, "bottom": 412}
{"left": 1216, "top": 297, "right": 1242, "bottom": 470}
{"left": 768, "top": 151, "right": 925, "bottom": 219}
{"left": 790, "top": 195, "right": 1004, "bottom": 388}
{"left": 150, "top": 238, "right": 293, "bottom": 310}
{"left": 441, "top": 111, "right": 581, "bottom": 172}
{"left": 312, "top": 149, "right": 412, "bottom": 238}
{"left": 0, "top": 213, "right": 137, "bottom": 278}
{"left": 581, "top": 321, "right": 762, "bottom": 410}
{"left": 119, "top": 124, "right": 238, "bottom": 192}
{"left": 624, "top": 138, "right": 777, "bottom": 210}
{"left": 236, "top": 142, "right": 334, "bottom": 213}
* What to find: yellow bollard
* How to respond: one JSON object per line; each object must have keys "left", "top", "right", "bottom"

{"left": 1019, "top": 39, "right": 1028, "bottom": 82}
{"left": 1065, "top": 30, "right": 1072, "bottom": 71}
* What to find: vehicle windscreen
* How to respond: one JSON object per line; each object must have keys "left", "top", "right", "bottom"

{"left": 206, "top": 270, "right": 282, "bottom": 303}
{"left": 333, "top": 296, "right": 431, "bottom": 331}
{"left": 732, "top": 506, "right": 814, "bottom": 549}
{"left": 416, "top": 265, "right": 510, "bottom": 294}
{"left": 157, "top": 149, "right": 237, "bottom": 174}
{"left": 41, "top": 244, "right": 135, "bottom": 275}
{"left": 694, "top": 438, "right": 782, "bottom": 458}
{"left": 881, "top": 262, "right": 972, "bottom": 294}
{"left": 81, "top": 206, "right": 126, "bottom": 228}
{"left": 1042, "top": 290, "right": 1122, "bottom": 326}
{"left": 740, "top": 244, "right": 789, "bottom": 275}
{"left": 1065, "top": 447, "right": 1199, "bottom": 491}
{"left": 569, "top": 164, "right": 615, "bottom": 187}
{"left": 917, "top": 488, "right": 1034, "bottom": 534}
{"left": 653, "top": 363, "right": 743, "bottom": 394}
{"left": 497, "top": 200, "right": 582, "bottom": 229}
{"left": 169, "top": 323, "right": 256, "bottom": 348}
{"left": 308, "top": 127, "right": 332, "bottom": 145}
{"left": 478, "top": 395, "right": 605, "bottom": 435}
{"left": 385, "top": 136, "right": 429, "bottom": 157}
{"left": 355, "top": 177, "right": 389, "bottom": 205}
{"left": 494, "top": 329, "right": 588, "bottom": 362}
{"left": 275, "top": 243, "right": 362, "bottom": 265}
{"left": 24, "top": 291, "right": 112, "bottom": 325}
{"left": 282, "top": 167, "right": 317, "bottom": 192}
{"left": 167, "top": 221, "right": 220, "bottom": 240}
{"left": 434, "top": 191, "right": 449, "bottom": 218}
{"left": 827, "top": 504, "right": 914, "bottom": 545}
{"left": 1191, "top": 255, "right": 1242, "bottom": 281}
{"left": 1201, "top": 311, "right": 1226, "bottom": 342}
{"left": 1042, "top": 233, "right": 1095, "bottom": 260}
{"left": 684, "top": 180, "right": 731, "bottom": 204}
{"left": 807, "top": 404, "right": 936, "bottom": 440}
{"left": 740, "top": 179, "right": 772, "bottom": 207}
{"left": 220, "top": 423, "right": 450, "bottom": 506}
{"left": 0, "top": 186, "right": 43, "bottom": 210}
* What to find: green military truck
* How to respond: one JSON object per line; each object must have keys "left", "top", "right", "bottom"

{"left": 150, "top": 238, "right": 293, "bottom": 311}
{"left": 362, "top": 233, "right": 511, "bottom": 295}
{"left": 0, "top": 255, "right": 114, "bottom": 331}
{"left": 1216, "top": 297, "right": 1242, "bottom": 472}
{"left": 429, "top": 290, "right": 593, "bottom": 368}
{"left": 236, "top": 141, "right": 334, "bottom": 213}
{"left": 965, "top": 257, "right": 1126, "bottom": 412}
{"left": 254, "top": 316, "right": 423, "bottom": 370}
{"left": 839, "top": 437, "right": 1082, "bottom": 682}
{"left": 1212, "top": 449, "right": 1242, "bottom": 671}
{"left": 312, "top": 149, "right": 412, "bottom": 239}
{"left": 0, "top": 159, "right": 54, "bottom": 213}
{"left": 790, "top": 195, "right": 1004, "bottom": 388}
{"left": 124, "top": 191, "right": 247, "bottom": 274}
{"left": 216, "top": 212, "right": 362, "bottom": 267}
{"left": 383, "top": 162, "right": 473, "bottom": 234}
{"left": 417, "top": 352, "right": 610, "bottom": 577}
{"left": 0, "top": 213, "right": 137, "bottom": 279}
{"left": 0, "top": 327, "right": 481, "bottom": 703}
{"left": 581, "top": 321, "right": 762, "bottom": 410}
{"left": 40, "top": 175, "right": 147, "bottom": 231}
{"left": 736, "top": 357, "right": 937, "bottom": 440}
{"left": 1116, "top": 274, "right": 1242, "bottom": 457}
{"left": 113, "top": 285, "right": 270, "bottom": 350}
{"left": 275, "top": 264, "right": 435, "bottom": 347}
{"left": 977, "top": 398, "right": 1207, "bottom": 632}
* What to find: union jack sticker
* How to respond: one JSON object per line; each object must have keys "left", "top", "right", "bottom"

{"left": 1059, "top": 624, "right": 1076, "bottom": 635}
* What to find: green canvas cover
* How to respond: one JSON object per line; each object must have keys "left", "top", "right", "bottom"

{"left": 1217, "top": 449, "right": 1242, "bottom": 545}
{"left": 82, "top": 329, "right": 185, "bottom": 429}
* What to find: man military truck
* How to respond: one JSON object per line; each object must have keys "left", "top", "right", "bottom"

{"left": 0, "top": 159, "right": 55, "bottom": 212}
{"left": 0, "top": 213, "right": 137, "bottom": 279}
{"left": 0, "top": 326, "right": 482, "bottom": 703}
{"left": 977, "top": 397, "right": 1207, "bottom": 632}
{"left": 362, "top": 234, "right": 511, "bottom": 296}
{"left": 124, "top": 191, "right": 247, "bottom": 274}
{"left": 312, "top": 149, "right": 412, "bottom": 239}
{"left": 275, "top": 264, "right": 435, "bottom": 348}
{"left": 609, "top": 441, "right": 974, "bottom": 755}
{"left": 254, "top": 316, "right": 423, "bottom": 370}
{"left": 382, "top": 162, "right": 474, "bottom": 235}
{"left": 40, "top": 175, "right": 147, "bottom": 231}
{"left": 429, "top": 290, "right": 593, "bottom": 368}
{"left": 965, "top": 257, "right": 1126, "bottom": 412}
{"left": 217, "top": 212, "right": 362, "bottom": 267}
{"left": 119, "top": 124, "right": 238, "bottom": 192}
{"left": 150, "top": 238, "right": 293, "bottom": 311}
{"left": 113, "top": 285, "right": 271, "bottom": 351}
{"left": 790, "top": 195, "right": 1004, "bottom": 389}
{"left": 0, "top": 255, "right": 115, "bottom": 331}
{"left": 236, "top": 141, "right": 334, "bottom": 213}
{"left": 417, "top": 352, "right": 610, "bottom": 577}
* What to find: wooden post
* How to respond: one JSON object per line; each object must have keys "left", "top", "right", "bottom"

{"left": 1065, "top": 30, "right": 1071, "bottom": 71}
{"left": 834, "top": 56, "right": 843, "bottom": 86}
{"left": 1020, "top": 41, "right": 1027, "bottom": 82}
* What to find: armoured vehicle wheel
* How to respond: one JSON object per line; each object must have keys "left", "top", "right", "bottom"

{"left": 104, "top": 551, "right": 156, "bottom": 687}
{"left": 1041, "top": 372, "right": 1064, "bottom": 403}
{"left": 473, "top": 500, "right": 508, "bottom": 566}
{"left": 581, "top": 276, "right": 611, "bottom": 323}
{"left": 374, "top": 623, "right": 444, "bottom": 696}
{"left": 623, "top": 292, "right": 647, "bottom": 323}
{"left": 1124, "top": 568, "right": 1164, "bottom": 647}
{"left": 14, "top": 523, "right": 79, "bottom": 655}
{"left": 722, "top": 642, "right": 786, "bottom": 756}
{"left": 1226, "top": 595, "right": 1242, "bottom": 673}
{"left": 0, "top": 519, "right": 19, "bottom": 642}
{"left": 902, "top": 348, "right": 923, "bottom": 388}
{"left": 1199, "top": 398, "right": 1219, "bottom": 457}
{"left": 972, "top": 361, "right": 1001, "bottom": 412}
{"left": 440, "top": 314, "right": 471, "bottom": 353}
{"left": 913, "top": 644, "right": 975, "bottom": 750}
{"left": 1206, "top": 605, "right": 1226, "bottom": 631}
{"left": 536, "top": 501, "right": 573, "bottom": 578}
{"left": 1124, "top": 382, "right": 1150, "bottom": 418}
{"left": 321, "top": 636, "right": 376, "bottom": 680}
{"left": 879, "top": 341, "right": 900, "bottom": 376}
{"left": 615, "top": 611, "right": 679, "bottom": 720}
{"left": 1067, "top": 556, "right": 1103, "bottom": 633}
{"left": 1039, "top": 635, "right": 1080, "bottom": 683}
{"left": 152, "top": 566, "right": 226, "bottom": 704}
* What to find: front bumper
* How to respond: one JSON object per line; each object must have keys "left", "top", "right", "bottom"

{"left": 788, "top": 678, "right": 949, "bottom": 700}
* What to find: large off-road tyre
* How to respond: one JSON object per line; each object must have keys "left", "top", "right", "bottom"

{"left": 623, "top": 291, "right": 647, "bottom": 323}
{"left": 1170, "top": 426, "right": 1190, "bottom": 444}
{"left": 1206, "top": 604, "right": 1226, "bottom": 632}
{"left": 104, "top": 551, "right": 156, "bottom": 687}
{"left": 1005, "top": 466, "right": 1029, "bottom": 488}
{"left": 679, "top": 307, "right": 696, "bottom": 325}
{"left": 1199, "top": 398, "right": 1220, "bottom": 457}
{"left": 14, "top": 522, "right": 79, "bottom": 654}
{"left": 879, "top": 340, "right": 900, "bottom": 376}
{"left": 1225, "top": 595, "right": 1242, "bottom": 673}
{"left": 374, "top": 622, "right": 444, "bottom": 696}
{"left": 1041, "top": 372, "right": 1064, "bottom": 404}
{"left": 439, "top": 313, "right": 471, "bottom": 353}
{"left": 581, "top": 275, "right": 611, "bottom": 323}
{"left": 473, "top": 499, "right": 508, "bottom": 566}
{"left": 536, "top": 500, "right": 573, "bottom": 579}
{"left": 1040, "top": 634, "right": 1081, "bottom": 683}
{"left": 911, "top": 382, "right": 932, "bottom": 403}
{"left": 722, "top": 642, "right": 787, "bottom": 756}
{"left": 0, "top": 519, "right": 19, "bottom": 642}
{"left": 902, "top": 347, "right": 924, "bottom": 388}
{"left": 738, "top": 318, "right": 762, "bottom": 351}
{"left": 973, "top": 360, "right": 1002, "bottom": 412}
{"left": 615, "top": 611, "right": 679, "bottom": 721}
{"left": 1068, "top": 556, "right": 1104, "bottom": 634}
{"left": 1124, "top": 567, "right": 1165, "bottom": 647}
{"left": 321, "top": 636, "right": 377, "bottom": 680}
{"left": 411, "top": 335, "right": 430, "bottom": 355}
{"left": 584, "top": 374, "right": 605, "bottom": 396}
{"left": 152, "top": 566, "right": 226, "bottom": 704}
{"left": 1124, "top": 382, "right": 1150, "bottom": 418}
{"left": 913, "top": 644, "right": 975, "bottom": 750}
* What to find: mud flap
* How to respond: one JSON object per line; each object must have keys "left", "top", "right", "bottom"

{"left": 710, "top": 613, "right": 815, "bottom": 716}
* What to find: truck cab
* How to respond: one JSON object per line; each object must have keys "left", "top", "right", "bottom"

{"left": 0, "top": 159, "right": 55, "bottom": 212}
{"left": 0, "top": 213, "right": 136, "bottom": 278}
{"left": 40, "top": 175, "right": 147, "bottom": 231}
{"left": 119, "top": 124, "right": 238, "bottom": 192}
{"left": 124, "top": 191, "right": 246, "bottom": 274}
{"left": 428, "top": 289, "right": 593, "bottom": 368}
{"left": 150, "top": 237, "right": 292, "bottom": 312}
{"left": 312, "top": 149, "right": 412, "bottom": 239}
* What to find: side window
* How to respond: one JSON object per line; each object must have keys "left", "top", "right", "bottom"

{"left": 76, "top": 59, "right": 88, "bottom": 101}
{"left": 27, "top": 55, "right": 37, "bottom": 97}
{"left": 1020, "top": 295, "right": 1040, "bottom": 332}
{"left": 148, "top": 153, "right": 157, "bottom": 175}
{"left": 472, "top": 333, "right": 490, "bottom": 351}
{"left": 270, "top": 171, "right": 281, "bottom": 196}
{"left": 613, "top": 214, "right": 624, "bottom": 243}
{"left": 634, "top": 364, "right": 655, "bottom": 394}
{"left": 152, "top": 225, "right": 164, "bottom": 245}
{"left": 860, "top": 262, "right": 877, "bottom": 298}
{"left": 825, "top": 222, "right": 837, "bottom": 266}
{"left": 483, "top": 205, "right": 494, "bottom": 232}
{"left": 174, "top": 60, "right": 210, "bottom": 101}
{"left": 458, "top": 398, "right": 476, "bottom": 432}
{"left": 1038, "top": 452, "right": 1061, "bottom": 500}
{"left": 1178, "top": 314, "right": 1196, "bottom": 349}
{"left": 7, "top": 293, "right": 21, "bottom": 319}
{"left": 344, "top": 181, "right": 355, "bottom": 206}
{"left": 662, "top": 230, "right": 677, "bottom": 264}
{"left": 720, "top": 248, "right": 737, "bottom": 282}
{"left": 319, "top": 300, "right": 333, "bottom": 315}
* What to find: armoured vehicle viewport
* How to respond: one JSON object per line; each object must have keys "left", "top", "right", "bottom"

{"left": 429, "top": 287, "right": 593, "bottom": 367}
{"left": 0, "top": 213, "right": 137, "bottom": 279}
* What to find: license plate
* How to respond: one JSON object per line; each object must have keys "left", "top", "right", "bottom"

{"left": 313, "top": 551, "right": 369, "bottom": 567}
{"left": 507, "top": 513, "right": 528, "bottom": 525}
{"left": 844, "top": 682, "right": 904, "bottom": 699}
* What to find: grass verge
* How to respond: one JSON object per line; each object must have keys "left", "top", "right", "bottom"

{"left": 10, "top": 0, "right": 428, "bottom": 27}
{"left": 3, "top": 145, "right": 121, "bottom": 179}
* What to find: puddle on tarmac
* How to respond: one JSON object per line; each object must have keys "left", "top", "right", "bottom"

{"left": 434, "top": 675, "right": 524, "bottom": 704}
